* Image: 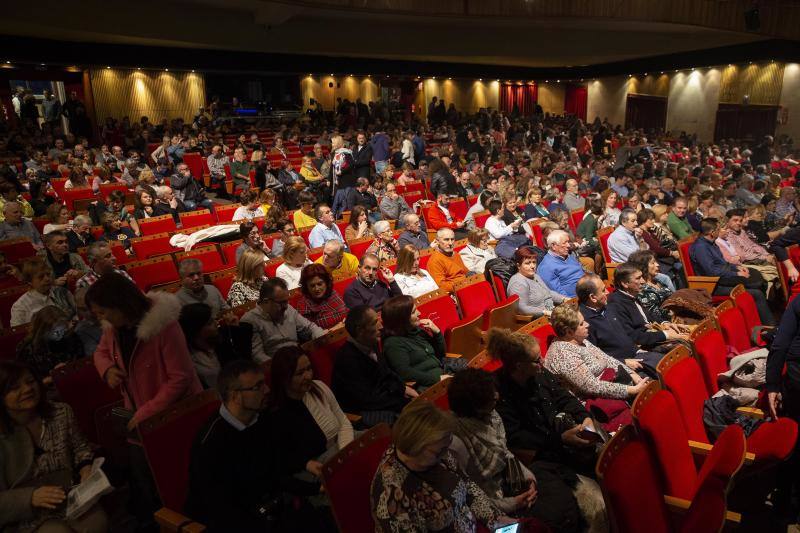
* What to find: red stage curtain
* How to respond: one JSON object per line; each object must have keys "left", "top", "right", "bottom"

{"left": 501, "top": 84, "right": 537, "bottom": 115}
{"left": 565, "top": 84, "right": 587, "bottom": 121}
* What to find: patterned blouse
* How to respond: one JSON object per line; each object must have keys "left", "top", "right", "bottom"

{"left": 544, "top": 340, "right": 631, "bottom": 400}
{"left": 227, "top": 280, "right": 261, "bottom": 308}
{"left": 636, "top": 281, "right": 672, "bottom": 323}
{"left": 294, "top": 292, "right": 347, "bottom": 329}
{"left": 371, "top": 446, "right": 501, "bottom": 533}
{"left": 366, "top": 238, "right": 399, "bottom": 263}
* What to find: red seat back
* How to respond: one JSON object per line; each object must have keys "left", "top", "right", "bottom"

{"left": 632, "top": 383, "right": 698, "bottom": 500}
{"left": 175, "top": 246, "right": 227, "bottom": 273}
{"left": 731, "top": 285, "right": 761, "bottom": 333}
{"left": 415, "top": 289, "right": 461, "bottom": 334}
{"left": 322, "top": 424, "right": 392, "bottom": 533}
{"left": 332, "top": 275, "right": 355, "bottom": 299}
{"left": 417, "top": 376, "right": 451, "bottom": 411}
{"left": 220, "top": 240, "right": 243, "bottom": 266}
{"left": 454, "top": 278, "right": 497, "bottom": 320}
{"left": 657, "top": 347, "right": 710, "bottom": 443}
{"left": 51, "top": 357, "right": 123, "bottom": 443}
{"left": 179, "top": 209, "right": 215, "bottom": 230}
{"left": 182, "top": 153, "right": 205, "bottom": 181}
{"left": 598, "top": 227, "right": 614, "bottom": 264}
{"left": 348, "top": 236, "right": 374, "bottom": 258}
{"left": 569, "top": 209, "right": 584, "bottom": 232}
{"left": 214, "top": 203, "right": 240, "bottom": 223}
{"left": 61, "top": 187, "right": 95, "bottom": 210}
{"left": 449, "top": 198, "right": 467, "bottom": 220}
{"left": 519, "top": 317, "right": 557, "bottom": 358}
{"left": 125, "top": 255, "right": 180, "bottom": 291}
{"left": 138, "top": 214, "right": 177, "bottom": 236}
{"left": 714, "top": 300, "right": 750, "bottom": 353}
{"left": 0, "top": 238, "right": 36, "bottom": 264}
{"left": 131, "top": 232, "right": 174, "bottom": 259}
{"left": 473, "top": 210, "right": 491, "bottom": 229}
{"left": 302, "top": 327, "right": 349, "bottom": 386}
{"left": 596, "top": 426, "right": 673, "bottom": 533}
{"left": 208, "top": 268, "right": 237, "bottom": 298}
{"left": 139, "top": 390, "right": 221, "bottom": 512}
{"left": 0, "top": 325, "right": 30, "bottom": 360}
{"left": 690, "top": 320, "right": 728, "bottom": 395}
{"left": 678, "top": 238, "right": 697, "bottom": 276}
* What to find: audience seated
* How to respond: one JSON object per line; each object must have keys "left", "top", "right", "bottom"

{"left": 185, "top": 360, "right": 318, "bottom": 532}
{"left": 459, "top": 227, "right": 498, "bottom": 274}
{"left": 607, "top": 208, "right": 647, "bottom": 264}
{"left": 0, "top": 361, "right": 108, "bottom": 533}
{"left": 343, "top": 253, "right": 402, "bottom": 310}
{"left": 382, "top": 295, "right": 467, "bottom": 390}
{"left": 16, "top": 305, "right": 84, "bottom": 382}
{"left": 719, "top": 208, "right": 780, "bottom": 292}
{"left": 178, "top": 303, "right": 223, "bottom": 388}
{"left": 332, "top": 305, "right": 414, "bottom": 426}
{"left": 365, "top": 220, "right": 399, "bottom": 262}
{"left": 396, "top": 213, "right": 430, "bottom": 250}
{"left": 308, "top": 203, "right": 345, "bottom": 249}
{"left": 625, "top": 250, "right": 673, "bottom": 322}
{"left": 487, "top": 328, "right": 598, "bottom": 475}
{"left": 537, "top": 229, "right": 586, "bottom": 298}
{"left": 232, "top": 190, "right": 263, "bottom": 222}
{"left": 175, "top": 258, "right": 229, "bottom": 316}
{"left": 153, "top": 185, "right": 186, "bottom": 223}
{"left": 293, "top": 191, "right": 318, "bottom": 228}
{"left": 314, "top": 239, "right": 358, "bottom": 278}
{"left": 427, "top": 228, "right": 469, "bottom": 292}
{"left": 545, "top": 305, "right": 648, "bottom": 422}
{"left": 606, "top": 263, "right": 690, "bottom": 351}
{"left": 597, "top": 189, "right": 621, "bottom": 228}
{"left": 427, "top": 193, "right": 468, "bottom": 239}
{"left": 99, "top": 212, "right": 136, "bottom": 252}
{"left": 0, "top": 201, "right": 43, "bottom": 247}
{"left": 344, "top": 204, "right": 374, "bottom": 242}
{"left": 690, "top": 217, "right": 774, "bottom": 324}
{"left": 448, "top": 368, "right": 586, "bottom": 532}
{"left": 380, "top": 182, "right": 411, "bottom": 224}
{"left": 276, "top": 236, "right": 312, "bottom": 290}
{"left": 236, "top": 220, "right": 272, "bottom": 263}
{"left": 227, "top": 249, "right": 266, "bottom": 307}
{"left": 666, "top": 196, "right": 693, "bottom": 239}
{"left": 370, "top": 400, "right": 506, "bottom": 532}
{"left": 12, "top": 258, "right": 76, "bottom": 327}
{"left": 507, "top": 245, "right": 566, "bottom": 317}
{"left": 393, "top": 244, "right": 439, "bottom": 298}
{"left": 269, "top": 218, "right": 295, "bottom": 258}
{"left": 241, "top": 278, "right": 325, "bottom": 362}
{"left": 295, "top": 263, "right": 347, "bottom": 329}
{"left": 269, "top": 345, "right": 353, "bottom": 502}
{"left": 66, "top": 214, "right": 95, "bottom": 252}
{"left": 42, "top": 203, "right": 71, "bottom": 234}
{"left": 44, "top": 230, "right": 89, "bottom": 287}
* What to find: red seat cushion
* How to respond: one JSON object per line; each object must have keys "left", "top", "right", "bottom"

{"left": 417, "top": 292, "right": 461, "bottom": 333}
{"left": 716, "top": 307, "right": 751, "bottom": 353}
{"left": 745, "top": 417, "right": 798, "bottom": 462}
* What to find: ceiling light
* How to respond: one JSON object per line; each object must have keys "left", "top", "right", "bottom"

{"left": 644, "top": 73, "right": 648, "bottom": 76}
{"left": 478, "top": 78, "right": 482, "bottom": 81}
{"left": 40, "top": 63, "right": 45, "bottom": 66}
{"left": 4, "top": 61, "right": 9, "bottom": 64}
{"left": 164, "top": 68, "right": 169, "bottom": 72}
{"left": 556, "top": 79, "right": 560, "bottom": 82}
{"left": 137, "top": 67, "right": 141, "bottom": 70}
{"left": 191, "top": 69, "right": 195, "bottom": 73}
{"left": 447, "top": 77, "right": 451, "bottom": 80}
{"left": 106, "top": 66, "right": 110, "bottom": 69}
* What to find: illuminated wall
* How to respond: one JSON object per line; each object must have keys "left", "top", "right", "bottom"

{"left": 537, "top": 83, "right": 566, "bottom": 115}
{"left": 300, "top": 75, "right": 378, "bottom": 111}
{"left": 90, "top": 68, "right": 205, "bottom": 122}
{"left": 587, "top": 63, "right": 786, "bottom": 141}
{"left": 421, "top": 78, "right": 500, "bottom": 116}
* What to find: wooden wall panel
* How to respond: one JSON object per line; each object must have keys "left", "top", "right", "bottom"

{"left": 719, "top": 62, "right": 785, "bottom": 106}
{"left": 627, "top": 74, "right": 670, "bottom": 98}
{"left": 90, "top": 69, "right": 205, "bottom": 122}
{"left": 301, "top": 75, "right": 377, "bottom": 111}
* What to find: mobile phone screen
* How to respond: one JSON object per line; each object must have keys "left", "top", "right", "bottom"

{"left": 494, "top": 523, "right": 519, "bottom": 533}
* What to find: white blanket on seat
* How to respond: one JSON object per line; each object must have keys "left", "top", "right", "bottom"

{"left": 169, "top": 225, "right": 239, "bottom": 251}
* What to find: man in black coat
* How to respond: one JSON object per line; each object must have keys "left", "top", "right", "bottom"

{"left": 576, "top": 274, "right": 662, "bottom": 378}
{"left": 332, "top": 305, "right": 415, "bottom": 426}
{"left": 352, "top": 132, "right": 373, "bottom": 180}
{"left": 605, "top": 263, "right": 689, "bottom": 350}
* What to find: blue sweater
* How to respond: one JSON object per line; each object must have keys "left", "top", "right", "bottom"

{"left": 689, "top": 236, "right": 738, "bottom": 277}
{"left": 537, "top": 252, "right": 584, "bottom": 297}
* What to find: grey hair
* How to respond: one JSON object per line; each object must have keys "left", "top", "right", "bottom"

{"left": 323, "top": 239, "right": 344, "bottom": 252}
{"left": 73, "top": 214, "right": 92, "bottom": 226}
{"left": 178, "top": 258, "right": 203, "bottom": 277}
{"left": 436, "top": 227, "right": 455, "bottom": 240}
{"left": 403, "top": 212, "right": 419, "bottom": 225}
{"left": 154, "top": 185, "right": 171, "bottom": 200}
{"left": 372, "top": 220, "right": 391, "bottom": 234}
{"left": 546, "top": 229, "right": 569, "bottom": 247}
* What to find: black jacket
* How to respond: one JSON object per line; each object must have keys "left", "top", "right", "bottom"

{"left": 347, "top": 188, "right": 378, "bottom": 212}
{"left": 605, "top": 290, "right": 666, "bottom": 349}
{"left": 352, "top": 144, "right": 373, "bottom": 179}
{"left": 153, "top": 199, "right": 186, "bottom": 224}
{"left": 67, "top": 229, "right": 96, "bottom": 253}
{"left": 332, "top": 339, "right": 408, "bottom": 414}
{"left": 494, "top": 368, "right": 589, "bottom": 463}
{"left": 430, "top": 170, "right": 457, "bottom": 198}
{"left": 170, "top": 171, "right": 206, "bottom": 203}
{"left": 580, "top": 303, "right": 638, "bottom": 361}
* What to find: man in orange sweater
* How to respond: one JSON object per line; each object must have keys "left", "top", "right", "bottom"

{"left": 427, "top": 228, "right": 468, "bottom": 293}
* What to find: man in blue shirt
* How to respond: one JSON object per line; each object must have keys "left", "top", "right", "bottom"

{"left": 690, "top": 218, "right": 773, "bottom": 324}
{"left": 308, "top": 204, "right": 345, "bottom": 249}
{"left": 537, "top": 229, "right": 585, "bottom": 298}
{"left": 370, "top": 131, "right": 390, "bottom": 176}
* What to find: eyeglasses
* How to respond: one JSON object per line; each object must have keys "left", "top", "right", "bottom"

{"left": 234, "top": 381, "right": 267, "bottom": 392}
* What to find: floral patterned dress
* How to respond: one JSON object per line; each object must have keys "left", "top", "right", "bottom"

{"left": 371, "top": 446, "right": 501, "bottom": 533}
{"left": 636, "top": 281, "right": 672, "bottom": 323}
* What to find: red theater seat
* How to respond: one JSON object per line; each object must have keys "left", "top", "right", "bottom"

{"left": 179, "top": 209, "right": 215, "bottom": 230}
{"left": 302, "top": 326, "right": 349, "bottom": 386}
{"left": 175, "top": 245, "right": 227, "bottom": 273}
{"left": 125, "top": 255, "right": 180, "bottom": 291}
{"left": 138, "top": 214, "right": 178, "bottom": 236}
{"left": 517, "top": 316, "right": 557, "bottom": 358}
{"left": 131, "top": 232, "right": 175, "bottom": 259}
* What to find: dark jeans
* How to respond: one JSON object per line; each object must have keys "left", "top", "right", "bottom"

{"left": 713, "top": 268, "right": 774, "bottom": 325}
{"left": 129, "top": 444, "right": 161, "bottom": 532}
{"left": 184, "top": 198, "right": 215, "bottom": 212}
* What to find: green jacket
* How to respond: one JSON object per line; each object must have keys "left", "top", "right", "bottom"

{"left": 667, "top": 211, "right": 693, "bottom": 240}
{"left": 576, "top": 213, "right": 598, "bottom": 244}
{"left": 383, "top": 328, "right": 446, "bottom": 387}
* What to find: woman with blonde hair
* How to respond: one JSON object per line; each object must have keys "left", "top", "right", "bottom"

{"left": 393, "top": 244, "right": 438, "bottom": 298}
{"left": 524, "top": 187, "right": 549, "bottom": 219}
{"left": 227, "top": 249, "right": 267, "bottom": 307}
{"left": 371, "top": 400, "right": 508, "bottom": 532}
{"left": 276, "top": 236, "right": 311, "bottom": 290}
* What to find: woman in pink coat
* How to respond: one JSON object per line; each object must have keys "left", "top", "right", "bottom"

{"left": 86, "top": 272, "right": 202, "bottom": 527}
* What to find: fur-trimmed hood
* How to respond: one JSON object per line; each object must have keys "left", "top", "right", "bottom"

{"left": 137, "top": 291, "right": 183, "bottom": 341}
{"left": 100, "top": 290, "right": 183, "bottom": 342}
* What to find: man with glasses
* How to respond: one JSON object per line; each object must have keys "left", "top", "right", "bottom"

{"left": 537, "top": 229, "right": 586, "bottom": 298}
{"left": 171, "top": 163, "right": 214, "bottom": 211}
{"left": 397, "top": 213, "right": 431, "bottom": 250}
{"left": 175, "top": 258, "right": 229, "bottom": 317}
{"left": 379, "top": 183, "right": 411, "bottom": 225}
{"left": 315, "top": 239, "right": 358, "bottom": 278}
{"left": 240, "top": 278, "right": 325, "bottom": 362}
{"left": 186, "top": 360, "right": 279, "bottom": 531}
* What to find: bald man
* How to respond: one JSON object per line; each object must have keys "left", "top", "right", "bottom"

{"left": 563, "top": 178, "right": 585, "bottom": 212}
{"left": 0, "top": 202, "right": 43, "bottom": 248}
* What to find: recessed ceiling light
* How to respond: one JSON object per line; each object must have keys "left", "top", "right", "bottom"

{"left": 165, "top": 68, "right": 169, "bottom": 72}
{"left": 191, "top": 69, "right": 195, "bottom": 73}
